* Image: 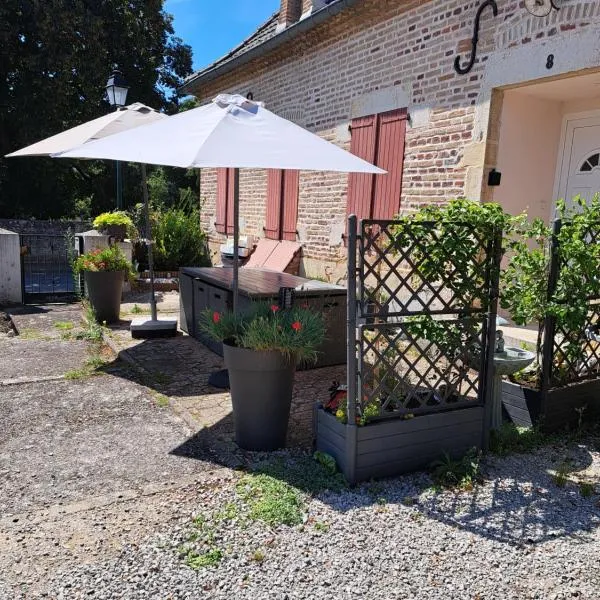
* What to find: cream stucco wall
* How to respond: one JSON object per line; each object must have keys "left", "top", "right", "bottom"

{"left": 495, "top": 92, "right": 562, "bottom": 221}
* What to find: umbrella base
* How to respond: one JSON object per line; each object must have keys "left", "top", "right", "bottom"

{"left": 130, "top": 317, "right": 178, "bottom": 339}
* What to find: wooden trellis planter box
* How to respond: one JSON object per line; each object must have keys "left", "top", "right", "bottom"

{"left": 315, "top": 406, "right": 485, "bottom": 485}
{"left": 502, "top": 379, "right": 600, "bottom": 432}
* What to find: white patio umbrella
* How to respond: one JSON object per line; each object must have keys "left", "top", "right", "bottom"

{"left": 6, "top": 102, "right": 165, "bottom": 157}
{"left": 56, "top": 94, "right": 385, "bottom": 315}
{"left": 6, "top": 102, "right": 169, "bottom": 335}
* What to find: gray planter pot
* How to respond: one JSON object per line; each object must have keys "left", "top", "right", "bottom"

{"left": 223, "top": 343, "right": 296, "bottom": 451}
{"left": 84, "top": 270, "right": 124, "bottom": 324}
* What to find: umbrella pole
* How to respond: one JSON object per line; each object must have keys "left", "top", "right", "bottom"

{"left": 232, "top": 168, "right": 240, "bottom": 314}
{"left": 141, "top": 163, "right": 158, "bottom": 321}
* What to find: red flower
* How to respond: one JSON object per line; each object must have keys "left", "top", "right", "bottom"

{"left": 291, "top": 321, "right": 302, "bottom": 332}
{"left": 270, "top": 304, "right": 280, "bottom": 313}
{"left": 212, "top": 311, "right": 221, "bottom": 323}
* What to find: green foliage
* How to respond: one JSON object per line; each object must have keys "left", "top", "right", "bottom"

{"left": 489, "top": 424, "right": 548, "bottom": 456}
{"left": 392, "top": 199, "right": 519, "bottom": 309}
{"left": 552, "top": 459, "right": 572, "bottom": 487}
{"left": 152, "top": 208, "right": 210, "bottom": 271}
{"left": 430, "top": 448, "right": 482, "bottom": 490}
{"left": 313, "top": 451, "right": 337, "bottom": 475}
{"left": 0, "top": 0, "right": 193, "bottom": 218}
{"left": 92, "top": 211, "right": 135, "bottom": 234}
{"left": 54, "top": 321, "right": 74, "bottom": 331}
{"left": 501, "top": 195, "right": 600, "bottom": 384}
{"left": 579, "top": 482, "right": 595, "bottom": 497}
{"left": 252, "top": 456, "right": 346, "bottom": 495}
{"left": 73, "top": 245, "right": 133, "bottom": 275}
{"left": 77, "top": 302, "right": 109, "bottom": 335}
{"left": 236, "top": 473, "right": 304, "bottom": 527}
{"left": 200, "top": 303, "right": 326, "bottom": 364}
{"left": 184, "top": 547, "right": 223, "bottom": 569}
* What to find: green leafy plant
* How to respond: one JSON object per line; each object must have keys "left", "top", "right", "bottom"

{"left": 501, "top": 195, "right": 600, "bottom": 387}
{"left": 313, "top": 451, "right": 337, "bottom": 474}
{"left": 92, "top": 211, "right": 135, "bottom": 236}
{"left": 183, "top": 547, "right": 223, "bottom": 569}
{"left": 236, "top": 473, "right": 304, "bottom": 527}
{"left": 73, "top": 245, "right": 133, "bottom": 275}
{"left": 200, "top": 303, "right": 326, "bottom": 364}
{"left": 489, "top": 423, "right": 548, "bottom": 456}
{"left": 430, "top": 448, "right": 482, "bottom": 490}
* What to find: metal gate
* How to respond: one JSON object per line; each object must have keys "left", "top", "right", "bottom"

{"left": 20, "top": 234, "right": 79, "bottom": 304}
{"left": 346, "top": 215, "right": 501, "bottom": 428}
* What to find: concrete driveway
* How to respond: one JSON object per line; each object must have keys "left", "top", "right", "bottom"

{"left": 0, "top": 305, "right": 217, "bottom": 597}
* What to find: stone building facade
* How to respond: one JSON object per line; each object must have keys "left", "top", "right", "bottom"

{"left": 181, "top": 0, "right": 600, "bottom": 280}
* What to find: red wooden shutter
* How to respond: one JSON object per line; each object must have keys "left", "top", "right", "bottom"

{"left": 226, "top": 168, "right": 236, "bottom": 235}
{"left": 215, "top": 168, "right": 229, "bottom": 234}
{"left": 347, "top": 114, "right": 377, "bottom": 221}
{"left": 282, "top": 170, "right": 299, "bottom": 241}
{"left": 372, "top": 108, "right": 407, "bottom": 219}
{"left": 265, "top": 169, "right": 283, "bottom": 239}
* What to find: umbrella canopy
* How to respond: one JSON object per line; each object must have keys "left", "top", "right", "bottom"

{"left": 6, "top": 102, "right": 165, "bottom": 157}
{"left": 56, "top": 94, "right": 386, "bottom": 174}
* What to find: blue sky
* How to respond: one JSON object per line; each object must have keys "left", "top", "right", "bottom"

{"left": 165, "top": 0, "right": 280, "bottom": 72}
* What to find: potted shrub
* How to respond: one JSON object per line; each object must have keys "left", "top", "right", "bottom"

{"left": 500, "top": 196, "right": 600, "bottom": 430}
{"left": 200, "top": 304, "right": 325, "bottom": 451}
{"left": 73, "top": 245, "right": 133, "bottom": 324}
{"left": 92, "top": 211, "right": 135, "bottom": 241}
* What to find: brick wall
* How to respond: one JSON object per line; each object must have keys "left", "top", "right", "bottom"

{"left": 191, "top": 0, "right": 600, "bottom": 279}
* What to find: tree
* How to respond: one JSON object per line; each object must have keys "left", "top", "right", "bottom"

{"left": 0, "top": 0, "right": 193, "bottom": 218}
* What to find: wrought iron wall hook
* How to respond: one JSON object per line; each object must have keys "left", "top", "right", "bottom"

{"left": 454, "top": 0, "right": 498, "bottom": 75}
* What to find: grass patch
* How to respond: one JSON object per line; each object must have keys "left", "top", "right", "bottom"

{"left": 313, "top": 521, "right": 329, "bottom": 532}
{"left": 17, "top": 328, "right": 51, "bottom": 341}
{"left": 251, "top": 549, "right": 265, "bottom": 563}
{"left": 151, "top": 392, "right": 169, "bottom": 408}
{"left": 214, "top": 502, "right": 239, "bottom": 522}
{"left": 579, "top": 481, "right": 595, "bottom": 497}
{"left": 236, "top": 473, "right": 304, "bottom": 527}
{"left": 54, "top": 321, "right": 74, "bottom": 331}
{"left": 130, "top": 304, "right": 150, "bottom": 315}
{"left": 490, "top": 423, "right": 548, "bottom": 456}
{"left": 251, "top": 454, "right": 346, "bottom": 496}
{"left": 183, "top": 547, "right": 223, "bottom": 569}
{"left": 552, "top": 460, "right": 573, "bottom": 488}
{"left": 430, "top": 448, "right": 482, "bottom": 491}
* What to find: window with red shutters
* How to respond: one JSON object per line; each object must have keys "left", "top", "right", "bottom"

{"left": 215, "top": 168, "right": 236, "bottom": 234}
{"left": 265, "top": 169, "right": 299, "bottom": 241}
{"left": 347, "top": 108, "right": 407, "bottom": 221}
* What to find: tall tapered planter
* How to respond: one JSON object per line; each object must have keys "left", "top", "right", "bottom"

{"left": 223, "top": 342, "right": 296, "bottom": 451}
{"left": 84, "top": 270, "right": 124, "bottom": 324}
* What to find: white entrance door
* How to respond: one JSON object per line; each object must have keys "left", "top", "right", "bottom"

{"left": 556, "top": 115, "right": 600, "bottom": 211}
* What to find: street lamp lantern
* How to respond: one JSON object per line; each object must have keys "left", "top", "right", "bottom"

{"left": 105, "top": 68, "right": 129, "bottom": 209}
{"left": 105, "top": 69, "right": 129, "bottom": 108}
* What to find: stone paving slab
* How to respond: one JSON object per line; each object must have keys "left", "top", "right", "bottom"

{"left": 0, "top": 339, "right": 90, "bottom": 383}
{"left": 0, "top": 375, "right": 213, "bottom": 515}
{"left": 8, "top": 304, "right": 83, "bottom": 339}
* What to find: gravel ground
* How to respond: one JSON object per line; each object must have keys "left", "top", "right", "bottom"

{"left": 29, "top": 440, "right": 600, "bottom": 600}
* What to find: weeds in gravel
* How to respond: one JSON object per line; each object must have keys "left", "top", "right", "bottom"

{"left": 431, "top": 448, "right": 482, "bottom": 490}
{"left": 490, "top": 424, "right": 548, "bottom": 456}
{"left": 215, "top": 502, "right": 239, "bottom": 522}
{"left": 54, "top": 321, "right": 74, "bottom": 331}
{"left": 579, "top": 482, "right": 595, "bottom": 497}
{"left": 183, "top": 547, "right": 223, "bottom": 569}
{"left": 151, "top": 391, "right": 169, "bottom": 408}
{"left": 313, "top": 521, "right": 329, "bottom": 532}
{"left": 552, "top": 460, "right": 573, "bottom": 487}
{"left": 130, "top": 304, "right": 150, "bottom": 315}
{"left": 251, "top": 549, "right": 265, "bottom": 563}
{"left": 252, "top": 454, "right": 346, "bottom": 495}
{"left": 236, "top": 473, "right": 304, "bottom": 527}
{"left": 75, "top": 304, "right": 107, "bottom": 342}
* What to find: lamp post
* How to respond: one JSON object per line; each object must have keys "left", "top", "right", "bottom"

{"left": 105, "top": 69, "right": 129, "bottom": 209}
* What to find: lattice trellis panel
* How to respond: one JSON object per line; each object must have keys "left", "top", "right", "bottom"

{"left": 352, "top": 219, "right": 501, "bottom": 422}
